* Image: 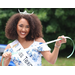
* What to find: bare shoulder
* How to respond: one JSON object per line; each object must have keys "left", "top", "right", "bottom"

{"left": 35, "top": 37, "right": 45, "bottom": 43}
{"left": 5, "top": 44, "right": 11, "bottom": 50}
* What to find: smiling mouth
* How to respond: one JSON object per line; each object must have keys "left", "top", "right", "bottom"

{"left": 21, "top": 32, "right": 26, "bottom": 35}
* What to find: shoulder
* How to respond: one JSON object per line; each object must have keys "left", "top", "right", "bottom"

{"left": 4, "top": 40, "right": 17, "bottom": 50}
{"left": 35, "top": 37, "right": 45, "bottom": 43}
{"left": 5, "top": 44, "right": 11, "bottom": 50}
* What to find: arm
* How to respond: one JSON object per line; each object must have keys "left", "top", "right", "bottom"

{"left": 41, "top": 47, "right": 60, "bottom": 64}
{"left": 36, "top": 36, "right": 66, "bottom": 64}
{"left": 0, "top": 44, "right": 11, "bottom": 66}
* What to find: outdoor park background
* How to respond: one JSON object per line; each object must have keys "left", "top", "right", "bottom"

{"left": 0, "top": 8, "right": 75, "bottom": 66}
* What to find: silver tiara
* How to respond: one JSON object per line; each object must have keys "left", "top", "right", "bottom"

{"left": 18, "top": 9, "right": 34, "bottom": 15}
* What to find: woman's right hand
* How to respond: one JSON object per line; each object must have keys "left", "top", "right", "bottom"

{"left": 2, "top": 52, "right": 12, "bottom": 66}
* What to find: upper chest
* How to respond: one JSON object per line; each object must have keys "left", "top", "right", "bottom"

{"left": 19, "top": 41, "right": 34, "bottom": 49}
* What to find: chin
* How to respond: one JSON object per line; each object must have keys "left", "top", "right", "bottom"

{"left": 19, "top": 34, "right": 28, "bottom": 39}
{"left": 21, "top": 36, "right": 26, "bottom": 39}
{"left": 19, "top": 36, "right": 25, "bottom": 39}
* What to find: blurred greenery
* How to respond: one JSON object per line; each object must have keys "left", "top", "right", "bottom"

{"left": 0, "top": 8, "right": 75, "bottom": 57}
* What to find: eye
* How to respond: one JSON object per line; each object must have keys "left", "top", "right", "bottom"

{"left": 19, "top": 24, "right": 23, "bottom": 27}
{"left": 26, "top": 25, "right": 30, "bottom": 28}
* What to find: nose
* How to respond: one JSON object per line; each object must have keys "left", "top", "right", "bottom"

{"left": 22, "top": 27, "right": 26, "bottom": 31}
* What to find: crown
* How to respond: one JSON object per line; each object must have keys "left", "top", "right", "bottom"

{"left": 18, "top": 9, "right": 34, "bottom": 15}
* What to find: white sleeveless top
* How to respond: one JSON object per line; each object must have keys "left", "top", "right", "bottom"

{"left": 4, "top": 39, "right": 51, "bottom": 66}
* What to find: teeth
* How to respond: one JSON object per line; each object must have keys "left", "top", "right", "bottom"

{"left": 21, "top": 32, "right": 25, "bottom": 34}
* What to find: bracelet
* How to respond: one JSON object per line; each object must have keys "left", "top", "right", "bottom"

{"left": 55, "top": 44, "right": 61, "bottom": 48}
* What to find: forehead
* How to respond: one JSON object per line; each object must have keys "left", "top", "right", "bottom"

{"left": 18, "top": 18, "right": 29, "bottom": 25}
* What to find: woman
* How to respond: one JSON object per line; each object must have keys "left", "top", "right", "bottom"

{"left": 0, "top": 10, "right": 66, "bottom": 66}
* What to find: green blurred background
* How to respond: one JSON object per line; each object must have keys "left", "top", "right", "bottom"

{"left": 0, "top": 8, "right": 75, "bottom": 66}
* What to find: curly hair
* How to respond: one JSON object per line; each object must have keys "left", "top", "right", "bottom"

{"left": 5, "top": 13, "right": 43, "bottom": 41}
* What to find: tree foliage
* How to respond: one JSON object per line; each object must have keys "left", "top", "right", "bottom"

{"left": 0, "top": 8, "right": 75, "bottom": 52}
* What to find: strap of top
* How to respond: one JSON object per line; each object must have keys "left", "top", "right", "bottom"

{"left": 9, "top": 40, "right": 18, "bottom": 48}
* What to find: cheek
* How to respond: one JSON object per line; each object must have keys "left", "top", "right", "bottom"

{"left": 17, "top": 25, "right": 20, "bottom": 32}
{"left": 28, "top": 29, "right": 30, "bottom": 32}
{"left": 28, "top": 28, "right": 30, "bottom": 33}
{"left": 17, "top": 26, "right": 21, "bottom": 33}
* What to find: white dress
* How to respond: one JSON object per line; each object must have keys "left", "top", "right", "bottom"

{"left": 4, "top": 39, "right": 51, "bottom": 66}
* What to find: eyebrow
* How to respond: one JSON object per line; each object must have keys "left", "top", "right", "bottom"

{"left": 19, "top": 24, "right": 30, "bottom": 26}
{"left": 18, "top": 24, "right": 23, "bottom": 25}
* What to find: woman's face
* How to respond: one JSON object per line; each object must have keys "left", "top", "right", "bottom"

{"left": 17, "top": 18, "right": 30, "bottom": 39}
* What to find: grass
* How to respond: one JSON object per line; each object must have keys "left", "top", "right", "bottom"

{"left": 42, "top": 57, "right": 75, "bottom": 66}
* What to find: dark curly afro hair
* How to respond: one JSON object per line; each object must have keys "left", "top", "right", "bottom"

{"left": 5, "top": 13, "right": 43, "bottom": 41}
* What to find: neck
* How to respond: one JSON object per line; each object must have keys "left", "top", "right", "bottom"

{"left": 17, "top": 37, "right": 34, "bottom": 44}
{"left": 17, "top": 37, "right": 26, "bottom": 43}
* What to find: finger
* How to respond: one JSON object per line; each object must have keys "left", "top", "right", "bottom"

{"left": 59, "top": 40, "right": 62, "bottom": 43}
{"left": 62, "top": 35, "right": 64, "bottom": 36}
{"left": 7, "top": 53, "right": 11, "bottom": 58}
{"left": 58, "top": 36, "right": 61, "bottom": 39}
{"left": 64, "top": 38, "right": 67, "bottom": 43}
{"left": 2, "top": 53, "right": 7, "bottom": 58}
{"left": 61, "top": 35, "right": 65, "bottom": 39}
{"left": 6, "top": 52, "right": 12, "bottom": 58}
{"left": 3, "top": 52, "right": 11, "bottom": 58}
{"left": 7, "top": 52, "right": 11, "bottom": 56}
{"left": 61, "top": 36, "right": 67, "bottom": 43}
